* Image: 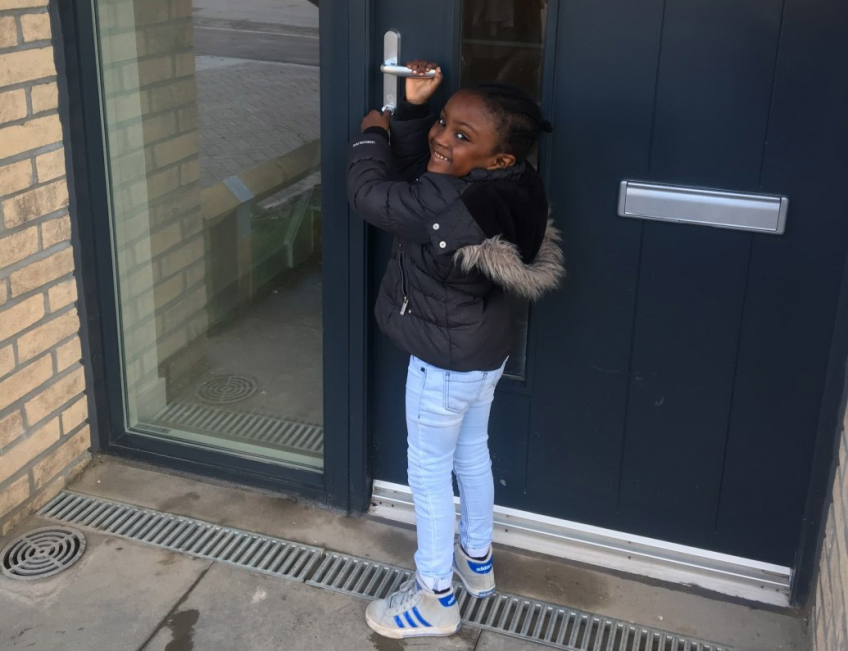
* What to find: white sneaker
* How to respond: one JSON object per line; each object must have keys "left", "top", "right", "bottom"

{"left": 365, "top": 574, "right": 462, "bottom": 639}
{"left": 453, "top": 542, "right": 495, "bottom": 598}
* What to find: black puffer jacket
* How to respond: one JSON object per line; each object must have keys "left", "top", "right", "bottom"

{"left": 347, "top": 103, "right": 564, "bottom": 372}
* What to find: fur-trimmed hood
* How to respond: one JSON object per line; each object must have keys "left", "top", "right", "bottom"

{"left": 454, "top": 219, "right": 565, "bottom": 301}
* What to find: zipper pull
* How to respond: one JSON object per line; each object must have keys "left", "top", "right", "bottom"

{"left": 400, "top": 297, "right": 409, "bottom": 315}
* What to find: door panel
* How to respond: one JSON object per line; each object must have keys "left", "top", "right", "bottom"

{"left": 525, "top": 0, "right": 665, "bottom": 518}
{"left": 367, "top": 0, "right": 848, "bottom": 566}
{"left": 717, "top": 0, "right": 848, "bottom": 562}
{"left": 616, "top": 0, "right": 785, "bottom": 543}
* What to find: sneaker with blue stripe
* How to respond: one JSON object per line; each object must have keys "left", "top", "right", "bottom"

{"left": 365, "top": 574, "right": 461, "bottom": 639}
{"left": 453, "top": 542, "right": 495, "bottom": 598}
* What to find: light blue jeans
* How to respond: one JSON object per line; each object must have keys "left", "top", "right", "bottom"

{"left": 405, "top": 355, "right": 506, "bottom": 591}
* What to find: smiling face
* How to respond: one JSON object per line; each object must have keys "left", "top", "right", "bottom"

{"left": 426, "top": 91, "right": 516, "bottom": 177}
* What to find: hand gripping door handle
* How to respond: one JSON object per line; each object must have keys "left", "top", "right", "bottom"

{"left": 381, "top": 30, "right": 436, "bottom": 113}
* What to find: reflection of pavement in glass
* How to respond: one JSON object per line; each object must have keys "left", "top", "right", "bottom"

{"left": 195, "top": 55, "right": 319, "bottom": 187}
{"left": 173, "top": 257, "right": 324, "bottom": 429}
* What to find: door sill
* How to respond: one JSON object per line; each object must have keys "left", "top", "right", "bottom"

{"left": 370, "top": 480, "right": 791, "bottom": 607}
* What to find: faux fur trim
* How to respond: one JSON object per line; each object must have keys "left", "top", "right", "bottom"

{"left": 454, "top": 220, "right": 565, "bottom": 301}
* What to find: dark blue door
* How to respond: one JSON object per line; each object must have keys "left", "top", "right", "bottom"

{"left": 368, "top": 0, "right": 848, "bottom": 567}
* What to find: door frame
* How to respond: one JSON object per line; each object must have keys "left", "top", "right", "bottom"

{"left": 52, "top": 0, "right": 368, "bottom": 509}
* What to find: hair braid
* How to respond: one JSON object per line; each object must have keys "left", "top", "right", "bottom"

{"left": 463, "top": 82, "right": 552, "bottom": 161}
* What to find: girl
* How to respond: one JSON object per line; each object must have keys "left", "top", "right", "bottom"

{"left": 347, "top": 60, "right": 564, "bottom": 639}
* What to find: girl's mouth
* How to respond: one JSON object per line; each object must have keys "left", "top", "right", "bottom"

{"left": 432, "top": 150, "right": 450, "bottom": 163}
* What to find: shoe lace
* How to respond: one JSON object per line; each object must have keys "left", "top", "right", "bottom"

{"left": 387, "top": 578, "right": 419, "bottom": 611}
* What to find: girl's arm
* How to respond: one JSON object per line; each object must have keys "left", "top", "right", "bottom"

{"left": 390, "top": 101, "right": 435, "bottom": 182}
{"left": 346, "top": 132, "right": 461, "bottom": 243}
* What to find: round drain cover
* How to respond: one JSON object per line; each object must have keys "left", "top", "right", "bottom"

{"left": 2, "top": 526, "right": 86, "bottom": 581}
{"left": 196, "top": 374, "right": 258, "bottom": 404}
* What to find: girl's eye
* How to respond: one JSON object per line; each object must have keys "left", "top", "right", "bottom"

{"left": 438, "top": 118, "right": 446, "bottom": 126}
{"left": 455, "top": 132, "right": 468, "bottom": 141}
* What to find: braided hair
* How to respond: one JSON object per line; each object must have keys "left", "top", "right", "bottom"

{"left": 464, "top": 82, "right": 553, "bottom": 161}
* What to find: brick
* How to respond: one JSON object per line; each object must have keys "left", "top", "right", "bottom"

{"left": 0, "top": 410, "right": 24, "bottom": 448}
{"left": 0, "top": 47, "right": 56, "bottom": 88}
{"left": 0, "top": 16, "right": 17, "bottom": 48}
{"left": 0, "top": 225, "right": 38, "bottom": 269}
{"left": 0, "top": 343, "right": 12, "bottom": 377}
{"left": 24, "top": 365, "right": 84, "bottom": 424}
{"left": 35, "top": 148, "right": 65, "bottom": 182}
{"left": 20, "top": 13, "right": 51, "bottom": 42}
{"left": 0, "top": 159, "right": 33, "bottom": 196}
{"left": 17, "top": 308, "right": 79, "bottom": 362}
{"left": 141, "top": 112, "right": 176, "bottom": 142}
{"left": 41, "top": 213, "right": 71, "bottom": 248}
{"left": 0, "top": 354, "right": 52, "bottom": 412}
{"left": 159, "top": 235, "right": 203, "bottom": 277}
{"left": 61, "top": 395, "right": 87, "bottom": 433}
{"left": 47, "top": 277, "right": 77, "bottom": 311}
{"left": 145, "top": 22, "right": 193, "bottom": 55}
{"left": 0, "top": 0, "right": 47, "bottom": 9}
{"left": 0, "top": 416, "right": 59, "bottom": 484}
{"left": 10, "top": 246, "right": 73, "bottom": 296}
{"left": 147, "top": 79, "right": 195, "bottom": 113}
{"left": 174, "top": 52, "right": 194, "bottom": 77}
{"left": 3, "top": 179, "right": 68, "bottom": 228}
{"left": 30, "top": 81, "right": 58, "bottom": 113}
{"left": 0, "top": 293, "right": 43, "bottom": 342}
{"left": 153, "top": 132, "right": 198, "bottom": 167}
{"left": 55, "top": 335, "right": 81, "bottom": 371}
{"left": 180, "top": 158, "right": 200, "bottom": 184}
{"left": 31, "top": 425, "right": 90, "bottom": 489}
{"left": 0, "top": 281, "right": 6, "bottom": 305}
{"left": 138, "top": 55, "right": 173, "bottom": 86}
{"left": 0, "top": 475, "right": 30, "bottom": 520}
{"left": 0, "top": 89, "right": 27, "bottom": 125}
{"left": 0, "top": 114, "right": 62, "bottom": 162}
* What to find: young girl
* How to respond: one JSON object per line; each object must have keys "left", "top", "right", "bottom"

{"left": 347, "top": 60, "right": 564, "bottom": 639}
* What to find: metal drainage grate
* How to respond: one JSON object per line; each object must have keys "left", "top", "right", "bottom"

{"left": 154, "top": 400, "right": 323, "bottom": 456}
{"left": 38, "top": 492, "right": 732, "bottom": 651}
{"left": 308, "top": 552, "right": 730, "bottom": 651}
{"left": 2, "top": 526, "right": 86, "bottom": 581}
{"left": 196, "top": 374, "right": 258, "bottom": 404}
{"left": 39, "top": 492, "right": 321, "bottom": 582}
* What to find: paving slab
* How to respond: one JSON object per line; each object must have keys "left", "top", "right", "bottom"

{"left": 141, "top": 562, "right": 481, "bottom": 651}
{"left": 0, "top": 517, "right": 210, "bottom": 651}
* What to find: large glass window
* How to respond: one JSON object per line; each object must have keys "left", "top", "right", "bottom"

{"left": 461, "top": 0, "right": 548, "bottom": 378}
{"left": 95, "top": 0, "right": 322, "bottom": 470}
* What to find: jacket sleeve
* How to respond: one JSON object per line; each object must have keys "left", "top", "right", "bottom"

{"left": 390, "top": 101, "right": 435, "bottom": 182}
{"left": 347, "top": 132, "right": 453, "bottom": 244}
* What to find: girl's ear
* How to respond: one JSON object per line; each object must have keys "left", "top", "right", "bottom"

{"left": 488, "top": 153, "right": 516, "bottom": 170}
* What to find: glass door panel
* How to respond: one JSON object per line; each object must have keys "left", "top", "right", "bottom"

{"left": 94, "top": 0, "right": 323, "bottom": 470}
{"left": 460, "top": 0, "right": 548, "bottom": 378}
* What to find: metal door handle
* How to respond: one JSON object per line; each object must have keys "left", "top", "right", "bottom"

{"left": 380, "top": 64, "right": 437, "bottom": 78}
{"left": 381, "top": 30, "right": 436, "bottom": 113}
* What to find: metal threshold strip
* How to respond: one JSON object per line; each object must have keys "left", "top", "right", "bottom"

{"left": 370, "top": 481, "right": 791, "bottom": 608}
{"left": 39, "top": 491, "right": 732, "bottom": 651}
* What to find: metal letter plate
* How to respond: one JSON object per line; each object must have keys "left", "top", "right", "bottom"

{"left": 618, "top": 180, "right": 788, "bottom": 234}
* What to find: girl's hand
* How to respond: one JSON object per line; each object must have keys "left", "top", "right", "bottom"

{"left": 405, "top": 60, "right": 443, "bottom": 105}
{"left": 361, "top": 109, "right": 392, "bottom": 133}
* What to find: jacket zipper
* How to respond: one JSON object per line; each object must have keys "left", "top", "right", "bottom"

{"left": 397, "top": 244, "right": 409, "bottom": 315}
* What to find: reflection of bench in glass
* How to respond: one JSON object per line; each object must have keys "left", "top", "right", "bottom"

{"left": 202, "top": 140, "right": 321, "bottom": 326}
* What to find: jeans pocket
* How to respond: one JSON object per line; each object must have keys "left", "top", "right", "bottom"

{"left": 444, "top": 373, "right": 486, "bottom": 414}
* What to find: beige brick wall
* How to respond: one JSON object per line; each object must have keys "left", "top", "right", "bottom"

{"left": 0, "top": 0, "right": 91, "bottom": 537}
{"left": 98, "top": 0, "right": 207, "bottom": 424}
{"left": 811, "top": 424, "right": 848, "bottom": 650}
